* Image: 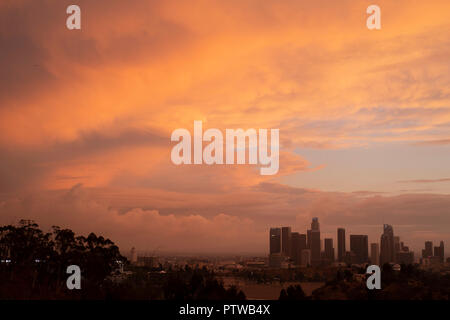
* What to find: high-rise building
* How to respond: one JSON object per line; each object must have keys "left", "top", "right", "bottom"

{"left": 394, "top": 236, "right": 401, "bottom": 262}
{"left": 270, "top": 228, "right": 281, "bottom": 254}
{"left": 299, "top": 234, "right": 307, "bottom": 250}
{"left": 310, "top": 231, "right": 321, "bottom": 266}
{"left": 308, "top": 218, "right": 321, "bottom": 266}
{"left": 337, "top": 228, "right": 346, "bottom": 262}
{"left": 290, "top": 232, "right": 301, "bottom": 265}
{"left": 281, "top": 227, "right": 292, "bottom": 257}
{"left": 370, "top": 243, "right": 380, "bottom": 265}
{"left": 380, "top": 224, "right": 395, "bottom": 265}
{"left": 311, "top": 230, "right": 321, "bottom": 266}
{"left": 434, "top": 246, "right": 440, "bottom": 258}
{"left": 311, "top": 217, "right": 320, "bottom": 231}
{"left": 350, "top": 235, "right": 368, "bottom": 264}
{"left": 433, "top": 242, "right": 445, "bottom": 263}
{"left": 307, "top": 229, "right": 312, "bottom": 249}
{"left": 324, "top": 238, "right": 334, "bottom": 263}
{"left": 423, "top": 241, "right": 433, "bottom": 258}
{"left": 290, "top": 233, "right": 307, "bottom": 265}
{"left": 394, "top": 236, "right": 401, "bottom": 253}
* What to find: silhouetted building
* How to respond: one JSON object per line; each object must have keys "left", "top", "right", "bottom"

{"left": 311, "top": 217, "right": 320, "bottom": 231}
{"left": 270, "top": 228, "right": 281, "bottom": 254}
{"left": 423, "top": 241, "right": 433, "bottom": 258}
{"left": 434, "top": 241, "right": 445, "bottom": 263}
{"left": 370, "top": 243, "right": 380, "bottom": 265}
{"left": 337, "top": 228, "right": 346, "bottom": 262}
{"left": 307, "top": 229, "right": 311, "bottom": 249}
{"left": 394, "top": 236, "right": 401, "bottom": 262}
{"left": 310, "top": 231, "right": 321, "bottom": 266}
{"left": 281, "top": 227, "right": 291, "bottom": 257}
{"left": 434, "top": 246, "right": 440, "bottom": 258}
{"left": 291, "top": 232, "right": 306, "bottom": 265}
{"left": 308, "top": 218, "right": 321, "bottom": 266}
{"left": 394, "top": 236, "right": 400, "bottom": 253}
{"left": 380, "top": 224, "right": 395, "bottom": 265}
{"left": 350, "top": 235, "right": 368, "bottom": 264}
{"left": 324, "top": 238, "right": 334, "bottom": 263}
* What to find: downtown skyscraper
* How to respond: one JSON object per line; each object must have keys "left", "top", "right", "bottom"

{"left": 337, "top": 228, "right": 346, "bottom": 262}
{"left": 350, "top": 235, "right": 369, "bottom": 264}
{"left": 309, "top": 218, "right": 321, "bottom": 266}
{"left": 281, "top": 227, "right": 292, "bottom": 257}
{"left": 380, "top": 224, "right": 395, "bottom": 265}
{"left": 371, "top": 243, "right": 380, "bottom": 265}
{"left": 269, "top": 228, "right": 281, "bottom": 254}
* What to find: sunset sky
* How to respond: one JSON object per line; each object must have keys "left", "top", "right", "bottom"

{"left": 1, "top": 0, "right": 450, "bottom": 255}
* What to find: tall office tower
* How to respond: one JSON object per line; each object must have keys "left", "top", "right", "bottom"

{"left": 299, "top": 234, "right": 307, "bottom": 251}
{"left": 380, "top": 224, "right": 395, "bottom": 265}
{"left": 281, "top": 227, "right": 292, "bottom": 257}
{"left": 350, "top": 235, "right": 369, "bottom": 264}
{"left": 307, "top": 229, "right": 312, "bottom": 249}
{"left": 337, "top": 228, "right": 346, "bottom": 262}
{"left": 324, "top": 238, "right": 335, "bottom": 262}
{"left": 434, "top": 246, "right": 440, "bottom": 258}
{"left": 310, "top": 230, "right": 321, "bottom": 266}
{"left": 394, "top": 236, "right": 400, "bottom": 252}
{"left": 434, "top": 242, "right": 445, "bottom": 263}
{"left": 311, "top": 217, "right": 320, "bottom": 231}
{"left": 291, "top": 232, "right": 301, "bottom": 265}
{"left": 306, "top": 218, "right": 321, "bottom": 265}
{"left": 310, "top": 218, "right": 321, "bottom": 266}
{"left": 394, "top": 236, "right": 400, "bottom": 262}
{"left": 291, "top": 233, "right": 307, "bottom": 265}
{"left": 270, "top": 228, "right": 282, "bottom": 254}
{"left": 298, "top": 233, "right": 307, "bottom": 263}
{"left": 424, "top": 241, "right": 433, "bottom": 258}
{"left": 370, "top": 243, "right": 380, "bottom": 265}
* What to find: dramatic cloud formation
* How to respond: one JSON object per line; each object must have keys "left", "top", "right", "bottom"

{"left": 0, "top": 0, "right": 449, "bottom": 254}
{"left": 1, "top": 184, "right": 449, "bottom": 254}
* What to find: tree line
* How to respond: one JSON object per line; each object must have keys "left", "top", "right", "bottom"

{"left": 0, "top": 220, "right": 125, "bottom": 299}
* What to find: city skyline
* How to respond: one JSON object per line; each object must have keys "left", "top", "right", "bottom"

{"left": 0, "top": 0, "right": 450, "bottom": 255}
{"left": 268, "top": 218, "right": 445, "bottom": 267}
